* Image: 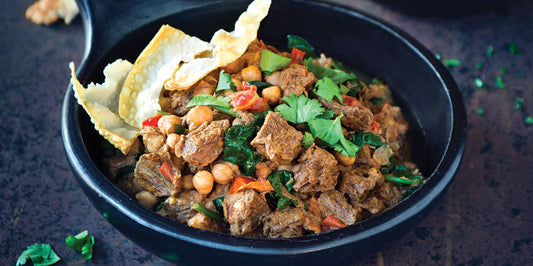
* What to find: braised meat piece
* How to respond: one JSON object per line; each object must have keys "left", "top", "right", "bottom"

{"left": 157, "top": 190, "right": 204, "bottom": 223}
{"left": 354, "top": 196, "right": 385, "bottom": 216}
{"left": 187, "top": 212, "right": 226, "bottom": 233}
{"left": 317, "top": 96, "right": 374, "bottom": 131}
{"left": 265, "top": 64, "right": 316, "bottom": 97}
{"left": 262, "top": 207, "right": 321, "bottom": 238}
{"left": 317, "top": 190, "right": 359, "bottom": 225}
{"left": 375, "top": 182, "right": 403, "bottom": 208}
{"left": 250, "top": 111, "right": 303, "bottom": 165}
{"left": 223, "top": 189, "right": 271, "bottom": 236}
{"left": 292, "top": 145, "right": 338, "bottom": 193}
{"left": 339, "top": 167, "right": 384, "bottom": 203}
{"left": 175, "top": 119, "right": 230, "bottom": 167}
{"left": 134, "top": 148, "right": 182, "bottom": 197}
{"left": 140, "top": 126, "right": 166, "bottom": 153}
{"left": 373, "top": 104, "right": 408, "bottom": 155}
{"left": 168, "top": 89, "right": 194, "bottom": 116}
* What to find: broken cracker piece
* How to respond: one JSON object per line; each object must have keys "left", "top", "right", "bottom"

{"left": 70, "top": 60, "right": 141, "bottom": 154}
{"left": 118, "top": 25, "right": 214, "bottom": 128}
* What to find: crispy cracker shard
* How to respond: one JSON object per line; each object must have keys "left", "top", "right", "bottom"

{"left": 70, "top": 0, "right": 271, "bottom": 153}
{"left": 70, "top": 60, "right": 141, "bottom": 154}
{"left": 26, "top": 0, "right": 79, "bottom": 25}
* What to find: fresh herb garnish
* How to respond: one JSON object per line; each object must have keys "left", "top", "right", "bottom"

{"left": 65, "top": 230, "right": 95, "bottom": 259}
{"left": 304, "top": 58, "right": 357, "bottom": 85}
{"left": 223, "top": 125, "right": 261, "bottom": 176}
{"left": 486, "top": 45, "right": 494, "bottom": 57}
{"left": 301, "top": 132, "right": 315, "bottom": 148}
{"left": 259, "top": 49, "right": 291, "bottom": 75}
{"left": 384, "top": 164, "right": 424, "bottom": 186}
{"left": 213, "top": 197, "right": 225, "bottom": 216}
{"left": 514, "top": 97, "right": 524, "bottom": 109}
{"left": 173, "top": 124, "right": 187, "bottom": 134}
{"left": 187, "top": 94, "right": 238, "bottom": 117}
{"left": 267, "top": 170, "right": 298, "bottom": 210}
{"left": 350, "top": 131, "right": 386, "bottom": 148}
{"left": 287, "top": 34, "right": 317, "bottom": 58}
{"left": 474, "top": 78, "right": 485, "bottom": 88}
{"left": 526, "top": 116, "right": 533, "bottom": 125}
{"left": 509, "top": 42, "right": 522, "bottom": 55}
{"left": 247, "top": 81, "right": 273, "bottom": 90}
{"left": 274, "top": 94, "right": 326, "bottom": 124}
{"left": 475, "top": 62, "right": 483, "bottom": 70}
{"left": 476, "top": 108, "right": 485, "bottom": 115}
{"left": 308, "top": 115, "right": 359, "bottom": 157}
{"left": 443, "top": 59, "right": 461, "bottom": 67}
{"left": 16, "top": 243, "right": 61, "bottom": 266}
{"left": 193, "top": 203, "right": 225, "bottom": 222}
{"left": 494, "top": 76, "right": 506, "bottom": 88}
{"left": 215, "top": 70, "right": 236, "bottom": 92}
{"left": 314, "top": 77, "right": 343, "bottom": 103}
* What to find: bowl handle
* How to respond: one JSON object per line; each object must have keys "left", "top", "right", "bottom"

{"left": 75, "top": 0, "right": 216, "bottom": 68}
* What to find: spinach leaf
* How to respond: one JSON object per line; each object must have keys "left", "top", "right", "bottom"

{"left": 223, "top": 125, "right": 261, "bottom": 176}
{"left": 287, "top": 34, "right": 317, "bottom": 58}
{"left": 267, "top": 170, "right": 298, "bottom": 210}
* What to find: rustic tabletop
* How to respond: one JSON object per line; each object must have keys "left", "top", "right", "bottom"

{"left": 1, "top": 0, "right": 532, "bottom": 265}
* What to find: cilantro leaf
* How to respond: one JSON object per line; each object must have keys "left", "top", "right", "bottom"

{"left": 274, "top": 94, "right": 326, "bottom": 124}
{"left": 65, "top": 230, "right": 95, "bottom": 259}
{"left": 16, "top": 243, "right": 61, "bottom": 266}
{"left": 187, "top": 95, "right": 238, "bottom": 117}
{"left": 301, "top": 132, "right": 315, "bottom": 148}
{"left": 304, "top": 57, "right": 357, "bottom": 85}
{"left": 259, "top": 49, "right": 291, "bottom": 75}
{"left": 308, "top": 115, "right": 359, "bottom": 157}
{"left": 314, "top": 77, "right": 343, "bottom": 103}
{"left": 215, "top": 70, "right": 236, "bottom": 92}
{"left": 287, "top": 35, "right": 317, "bottom": 58}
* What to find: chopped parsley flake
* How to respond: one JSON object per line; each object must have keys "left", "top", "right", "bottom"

{"left": 476, "top": 108, "right": 485, "bottom": 115}
{"left": 526, "top": 116, "right": 533, "bottom": 124}
{"left": 514, "top": 97, "right": 524, "bottom": 109}
{"left": 486, "top": 45, "right": 494, "bottom": 57}
{"left": 500, "top": 66, "right": 508, "bottom": 75}
{"left": 444, "top": 59, "right": 461, "bottom": 67}
{"left": 274, "top": 94, "right": 326, "bottom": 124}
{"left": 494, "top": 76, "right": 506, "bottom": 88}
{"left": 475, "top": 62, "right": 483, "bottom": 70}
{"left": 509, "top": 42, "right": 522, "bottom": 55}
{"left": 474, "top": 78, "right": 484, "bottom": 88}
{"left": 435, "top": 53, "right": 441, "bottom": 60}
{"left": 16, "top": 243, "right": 61, "bottom": 266}
{"left": 65, "top": 230, "right": 95, "bottom": 259}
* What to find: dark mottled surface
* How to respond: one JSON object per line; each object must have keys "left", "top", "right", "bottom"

{"left": 1, "top": 0, "right": 532, "bottom": 265}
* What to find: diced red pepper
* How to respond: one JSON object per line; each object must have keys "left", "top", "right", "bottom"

{"left": 229, "top": 82, "right": 268, "bottom": 113}
{"left": 142, "top": 114, "right": 162, "bottom": 128}
{"left": 371, "top": 120, "right": 380, "bottom": 133}
{"left": 159, "top": 159, "right": 177, "bottom": 183}
{"left": 291, "top": 47, "right": 306, "bottom": 63}
{"left": 229, "top": 176, "right": 274, "bottom": 194}
{"left": 321, "top": 215, "right": 345, "bottom": 232}
{"left": 342, "top": 94, "right": 358, "bottom": 106}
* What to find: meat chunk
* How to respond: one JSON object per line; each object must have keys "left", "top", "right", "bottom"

{"left": 223, "top": 189, "right": 270, "bottom": 236}
{"left": 134, "top": 148, "right": 182, "bottom": 197}
{"left": 157, "top": 190, "right": 204, "bottom": 223}
{"left": 175, "top": 120, "right": 230, "bottom": 167}
{"left": 168, "top": 89, "right": 194, "bottom": 116}
{"left": 265, "top": 64, "right": 316, "bottom": 97}
{"left": 317, "top": 190, "right": 359, "bottom": 225}
{"left": 317, "top": 96, "right": 374, "bottom": 131}
{"left": 373, "top": 105, "right": 408, "bottom": 155}
{"left": 250, "top": 111, "right": 303, "bottom": 165}
{"left": 339, "top": 167, "right": 384, "bottom": 203}
{"left": 187, "top": 212, "right": 226, "bottom": 233}
{"left": 140, "top": 126, "right": 166, "bottom": 153}
{"left": 292, "top": 145, "right": 339, "bottom": 193}
{"left": 375, "top": 182, "right": 403, "bottom": 208}
{"left": 262, "top": 207, "right": 321, "bottom": 238}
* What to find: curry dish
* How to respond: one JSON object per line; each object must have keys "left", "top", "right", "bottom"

{"left": 71, "top": 0, "right": 424, "bottom": 238}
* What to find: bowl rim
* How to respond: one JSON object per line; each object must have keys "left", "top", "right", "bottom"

{"left": 62, "top": 0, "right": 467, "bottom": 256}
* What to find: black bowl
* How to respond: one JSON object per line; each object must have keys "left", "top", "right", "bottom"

{"left": 62, "top": 0, "right": 467, "bottom": 264}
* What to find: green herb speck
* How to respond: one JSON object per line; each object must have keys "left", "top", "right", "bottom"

{"left": 444, "top": 59, "right": 461, "bottom": 67}
{"left": 526, "top": 116, "right": 533, "bottom": 124}
{"left": 474, "top": 78, "right": 484, "bottom": 88}
{"left": 500, "top": 67, "right": 508, "bottom": 75}
{"left": 519, "top": 71, "right": 524, "bottom": 78}
{"left": 435, "top": 53, "right": 441, "bottom": 60}
{"left": 509, "top": 42, "right": 522, "bottom": 55}
{"left": 494, "top": 76, "right": 506, "bottom": 88}
{"left": 476, "top": 108, "right": 485, "bottom": 115}
{"left": 475, "top": 62, "right": 483, "bottom": 70}
{"left": 514, "top": 97, "right": 524, "bottom": 109}
{"left": 486, "top": 45, "right": 494, "bottom": 57}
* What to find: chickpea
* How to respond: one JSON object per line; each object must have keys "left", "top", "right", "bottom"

{"left": 241, "top": 65, "right": 262, "bottom": 82}
{"left": 255, "top": 162, "right": 271, "bottom": 179}
{"left": 334, "top": 151, "right": 356, "bottom": 166}
{"left": 232, "top": 78, "right": 242, "bottom": 91}
{"left": 193, "top": 81, "right": 215, "bottom": 96}
{"left": 166, "top": 133, "right": 179, "bottom": 153}
{"left": 188, "top": 106, "right": 213, "bottom": 127}
{"left": 265, "top": 71, "right": 282, "bottom": 86}
{"left": 262, "top": 86, "right": 281, "bottom": 104}
{"left": 182, "top": 174, "right": 194, "bottom": 190}
{"left": 192, "top": 170, "right": 214, "bottom": 195}
{"left": 211, "top": 163, "right": 234, "bottom": 184}
{"left": 135, "top": 191, "right": 159, "bottom": 209}
{"left": 158, "top": 115, "right": 182, "bottom": 135}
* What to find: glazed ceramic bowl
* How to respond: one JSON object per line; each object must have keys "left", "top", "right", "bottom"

{"left": 62, "top": 0, "right": 467, "bottom": 264}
